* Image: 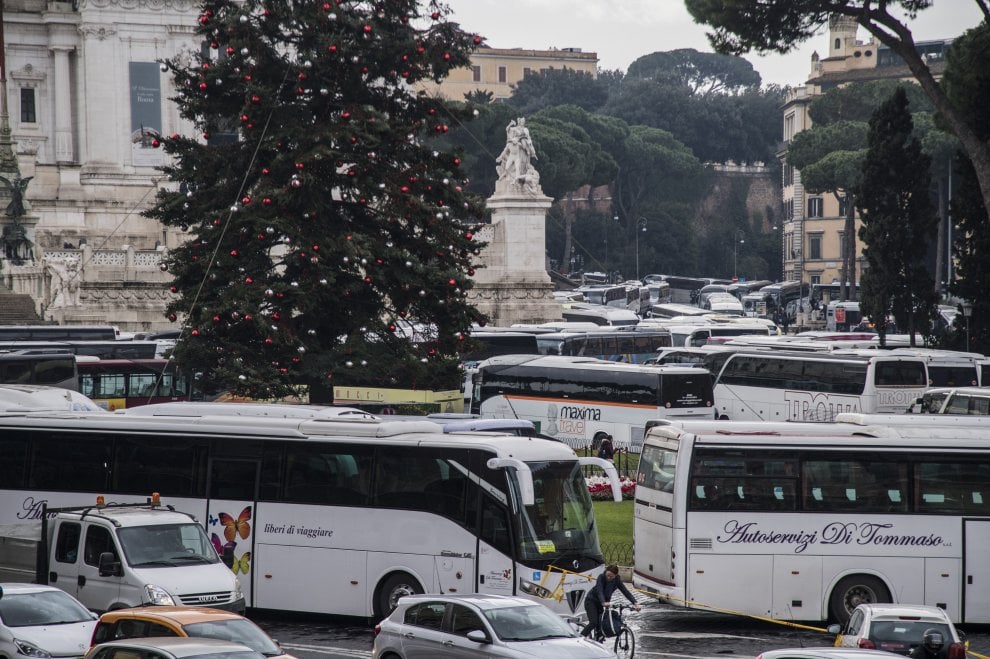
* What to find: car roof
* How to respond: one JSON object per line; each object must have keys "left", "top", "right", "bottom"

{"left": 859, "top": 603, "right": 952, "bottom": 621}
{"left": 397, "top": 593, "right": 539, "bottom": 610}
{"left": 0, "top": 582, "right": 79, "bottom": 596}
{"left": 89, "top": 637, "right": 260, "bottom": 657}
{"left": 99, "top": 606, "right": 244, "bottom": 625}
{"left": 759, "top": 648, "right": 907, "bottom": 659}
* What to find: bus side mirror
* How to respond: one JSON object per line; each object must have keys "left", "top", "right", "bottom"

{"left": 98, "top": 552, "right": 122, "bottom": 577}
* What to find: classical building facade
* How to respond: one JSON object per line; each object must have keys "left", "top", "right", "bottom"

{"left": 0, "top": 0, "right": 201, "bottom": 329}
{"left": 417, "top": 46, "right": 598, "bottom": 101}
{"left": 779, "top": 15, "right": 952, "bottom": 294}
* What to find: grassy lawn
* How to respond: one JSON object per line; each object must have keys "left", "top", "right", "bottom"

{"left": 593, "top": 498, "right": 634, "bottom": 547}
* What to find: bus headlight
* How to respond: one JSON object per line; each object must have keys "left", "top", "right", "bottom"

{"left": 144, "top": 583, "right": 176, "bottom": 606}
{"left": 519, "top": 578, "right": 552, "bottom": 599}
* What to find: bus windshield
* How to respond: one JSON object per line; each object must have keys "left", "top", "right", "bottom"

{"left": 513, "top": 460, "right": 602, "bottom": 568}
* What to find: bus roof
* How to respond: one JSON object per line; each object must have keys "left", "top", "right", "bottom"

{"left": 0, "top": 384, "right": 104, "bottom": 413}
{"left": 835, "top": 411, "right": 990, "bottom": 426}
{"left": 647, "top": 422, "right": 990, "bottom": 447}
{"left": 0, "top": 408, "right": 579, "bottom": 462}
{"left": 478, "top": 354, "right": 704, "bottom": 374}
{"left": 118, "top": 401, "right": 377, "bottom": 419}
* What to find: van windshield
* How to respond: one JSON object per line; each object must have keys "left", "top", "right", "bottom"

{"left": 118, "top": 523, "right": 221, "bottom": 567}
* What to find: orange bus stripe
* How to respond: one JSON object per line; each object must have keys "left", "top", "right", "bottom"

{"left": 503, "top": 395, "right": 659, "bottom": 410}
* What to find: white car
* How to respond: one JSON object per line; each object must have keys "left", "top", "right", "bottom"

{"left": 757, "top": 648, "right": 906, "bottom": 659}
{"left": 829, "top": 604, "right": 965, "bottom": 657}
{"left": 0, "top": 583, "right": 98, "bottom": 659}
{"left": 373, "top": 594, "right": 615, "bottom": 658}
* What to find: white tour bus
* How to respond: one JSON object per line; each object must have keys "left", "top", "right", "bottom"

{"left": 471, "top": 355, "right": 715, "bottom": 451}
{"left": 706, "top": 349, "right": 929, "bottom": 421}
{"left": 0, "top": 401, "right": 622, "bottom": 618}
{"left": 632, "top": 421, "right": 990, "bottom": 624}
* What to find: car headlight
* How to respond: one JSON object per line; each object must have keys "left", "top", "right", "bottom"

{"left": 519, "top": 578, "right": 552, "bottom": 599}
{"left": 14, "top": 638, "right": 52, "bottom": 658}
{"left": 234, "top": 577, "right": 244, "bottom": 599}
{"left": 144, "top": 583, "right": 176, "bottom": 606}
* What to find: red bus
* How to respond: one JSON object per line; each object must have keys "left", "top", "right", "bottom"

{"left": 77, "top": 359, "right": 195, "bottom": 411}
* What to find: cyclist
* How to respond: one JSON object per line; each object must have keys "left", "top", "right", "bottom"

{"left": 581, "top": 564, "right": 641, "bottom": 642}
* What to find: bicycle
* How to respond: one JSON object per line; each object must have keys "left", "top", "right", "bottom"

{"left": 605, "top": 603, "right": 636, "bottom": 659}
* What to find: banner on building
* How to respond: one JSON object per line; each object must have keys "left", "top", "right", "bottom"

{"left": 129, "top": 62, "right": 164, "bottom": 167}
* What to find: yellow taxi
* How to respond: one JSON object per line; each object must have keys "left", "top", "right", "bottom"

{"left": 91, "top": 607, "right": 294, "bottom": 659}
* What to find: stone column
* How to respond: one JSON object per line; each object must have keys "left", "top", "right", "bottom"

{"left": 51, "top": 46, "right": 74, "bottom": 163}
{"left": 77, "top": 25, "right": 121, "bottom": 176}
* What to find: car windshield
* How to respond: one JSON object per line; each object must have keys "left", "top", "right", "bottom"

{"left": 482, "top": 604, "right": 576, "bottom": 642}
{"left": 185, "top": 619, "right": 281, "bottom": 656}
{"left": 514, "top": 460, "right": 603, "bottom": 566}
{"left": 0, "top": 590, "right": 93, "bottom": 627}
{"left": 118, "top": 523, "right": 221, "bottom": 567}
{"left": 869, "top": 620, "right": 953, "bottom": 652}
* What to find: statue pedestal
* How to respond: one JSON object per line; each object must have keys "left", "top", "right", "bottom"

{"left": 468, "top": 191, "right": 561, "bottom": 326}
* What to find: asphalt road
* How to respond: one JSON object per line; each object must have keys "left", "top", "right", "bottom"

{"left": 252, "top": 600, "right": 990, "bottom": 659}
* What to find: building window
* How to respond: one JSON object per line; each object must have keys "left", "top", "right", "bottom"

{"left": 783, "top": 165, "right": 793, "bottom": 187}
{"left": 811, "top": 274, "right": 822, "bottom": 285}
{"left": 808, "top": 197, "right": 824, "bottom": 218}
{"left": 498, "top": 66, "right": 507, "bottom": 83}
{"left": 808, "top": 234, "right": 822, "bottom": 260}
{"left": 523, "top": 67, "right": 532, "bottom": 78}
{"left": 471, "top": 65, "right": 481, "bottom": 82}
{"left": 20, "top": 88, "right": 36, "bottom": 124}
{"left": 835, "top": 38, "right": 841, "bottom": 50}
{"left": 838, "top": 196, "right": 848, "bottom": 217}
{"left": 784, "top": 113, "right": 795, "bottom": 142}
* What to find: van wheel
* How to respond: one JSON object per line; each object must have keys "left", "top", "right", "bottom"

{"left": 829, "top": 575, "right": 890, "bottom": 624}
{"left": 376, "top": 572, "right": 422, "bottom": 619}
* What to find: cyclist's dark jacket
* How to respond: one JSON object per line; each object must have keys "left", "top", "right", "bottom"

{"left": 588, "top": 572, "right": 637, "bottom": 605}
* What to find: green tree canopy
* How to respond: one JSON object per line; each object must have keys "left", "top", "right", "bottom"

{"left": 507, "top": 67, "right": 613, "bottom": 115}
{"left": 808, "top": 80, "right": 932, "bottom": 125}
{"left": 626, "top": 48, "right": 762, "bottom": 95}
{"left": 686, "top": 0, "right": 990, "bottom": 229}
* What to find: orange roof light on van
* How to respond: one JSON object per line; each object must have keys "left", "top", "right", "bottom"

{"left": 96, "top": 495, "right": 105, "bottom": 507}
{"left": 151, "top": 492, "right": 161, "bottom": 506}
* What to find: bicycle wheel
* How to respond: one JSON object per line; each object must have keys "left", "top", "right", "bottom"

{"left": 613, "top": 627, "right": 636, "bottom": 658}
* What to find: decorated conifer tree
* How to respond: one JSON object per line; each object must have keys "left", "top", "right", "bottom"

{"left": 147, "top": 0, "right": 487, "bottom": 402}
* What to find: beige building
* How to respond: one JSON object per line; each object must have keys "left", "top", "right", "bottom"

{"left": 779, "top": 16, "right": 951, "bottom": 297}
{"left": 418, "top": 46, "right": 598, "bottom": 101}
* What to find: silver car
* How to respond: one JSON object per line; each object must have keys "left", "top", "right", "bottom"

{"left": 757, "top": 648, "right": 908, "bottom": 659}
{"left": 372, "top": 594, "right": 614, "bottom": 658}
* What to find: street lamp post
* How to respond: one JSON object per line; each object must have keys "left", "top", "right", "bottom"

{"left": 962, "top": 301, "right": 973, "bottom": 353}
{"left": 635, "top": 217, "right": 648, "bottom": 281}
{"left": 733, "top": 230, "right": 745, "bottom": 281}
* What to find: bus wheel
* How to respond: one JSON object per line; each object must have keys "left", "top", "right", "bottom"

{"left": 376, "top": 572, "right": 423, "bottom": 618}
{"left": 828, "top": 575, "right": 890, "bottom": 623}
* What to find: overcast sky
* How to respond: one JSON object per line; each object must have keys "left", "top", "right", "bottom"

{"left": 444, "top": 0, "right": 985, "bottom": 87}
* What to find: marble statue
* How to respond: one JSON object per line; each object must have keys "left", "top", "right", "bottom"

{"left": 495, "top": 118, "right": 542, "bottom": 196}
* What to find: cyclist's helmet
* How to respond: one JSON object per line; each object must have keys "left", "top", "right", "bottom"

{"left": 922, "top": 629, "right": 944, "bottom": 653}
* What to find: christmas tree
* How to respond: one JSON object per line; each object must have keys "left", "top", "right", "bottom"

{"left": 147, "top": 0, "right": 487, "bottom": 402}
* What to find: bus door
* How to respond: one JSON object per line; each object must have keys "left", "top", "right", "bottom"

{"left": 206, "top": 457, "right": 259, "bottom": 607}
{"left": 964, "top": 519, "right": 990, "bottom": 622}
{"left": 477, "top": 491, "right": 515, "bottom": 597}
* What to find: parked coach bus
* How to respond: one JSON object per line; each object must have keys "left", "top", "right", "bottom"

{"left": 471, "top": 355, "right": 715, "bottom": 451}
{"left": 633, "top": 421, "right": 990, "bottom": 624}
{"left": 706, "top": 349, "right": 928, "bottom": 421}
{"left": 0, "top": 403, "right": 622, "bottom": 618}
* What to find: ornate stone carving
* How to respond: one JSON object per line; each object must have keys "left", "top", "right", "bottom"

{"left": 78, "top": 0, "right": 198, "bottom": 10}
{"left": 78, "top": 25, "right": 117, "bottom": 41}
